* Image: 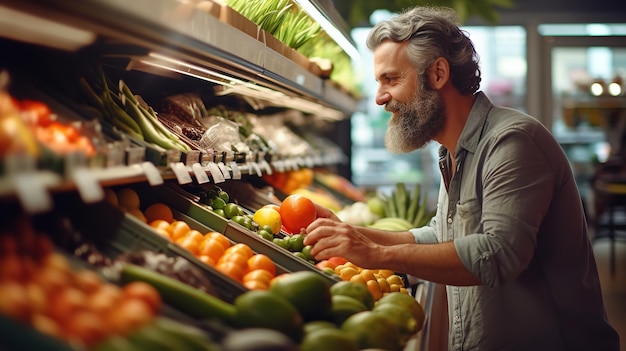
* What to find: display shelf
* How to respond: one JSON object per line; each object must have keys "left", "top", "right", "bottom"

{"left": 0, "top": 0, "right": 357, "bottom": 117}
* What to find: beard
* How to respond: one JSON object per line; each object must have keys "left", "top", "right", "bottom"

{"left": 384, "top": 84, "right": 445, "bottom": 154}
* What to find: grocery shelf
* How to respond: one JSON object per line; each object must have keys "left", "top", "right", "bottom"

{"left": 0, "top": 0, "right": 358, "bottom": 117}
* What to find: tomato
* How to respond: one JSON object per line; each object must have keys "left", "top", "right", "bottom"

{"left": 327, "top": 256, "right": 348, "bottom": 267}
{"left": 279, "top": 195, "right": 316, "bottom": 234}
{"left": 19, "top": 99, "right": 51, "bottom": 126}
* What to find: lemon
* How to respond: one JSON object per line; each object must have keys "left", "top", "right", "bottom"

{"left": 253, "top": 207, "right": 282, "bottom": 234}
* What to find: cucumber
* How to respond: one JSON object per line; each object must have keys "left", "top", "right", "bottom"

{"left": 120, "top": 263, "right": 236, "bottom": 326}
{"left": 406, "top": 183, "right": 421, "bottom": 226}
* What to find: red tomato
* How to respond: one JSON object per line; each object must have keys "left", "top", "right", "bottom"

{"left": 327, "top": 256, "right": 348, "bottom": 267}
{"left": 279, "top": 194, "right": 316, "bottom": 234}
{"left": 19, "top": 99, "right": 51, "bottom": 126}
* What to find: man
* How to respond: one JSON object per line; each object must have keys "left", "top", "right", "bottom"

{"left": 303, "top": 6, "right": 620, "bottom": 350}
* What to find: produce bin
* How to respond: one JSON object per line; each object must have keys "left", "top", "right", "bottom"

{"left": 55, "top": 192, "right": 247, "bottom": 303}
{"left": 132, "top": 182, "right": 340, "bottom": 285}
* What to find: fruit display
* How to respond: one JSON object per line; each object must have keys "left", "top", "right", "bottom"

{"left": 123, "top": 265, "right": 424, "bottom": 350}
{"left": 102, "top": 186, "right": 282, "bottom": 291}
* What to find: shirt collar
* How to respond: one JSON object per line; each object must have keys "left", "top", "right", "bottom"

{"left": 438, "top": 91, "right": 493, "bottom": 160}
{"left": 456, "top": 91, "right": 493, "bottom": 154}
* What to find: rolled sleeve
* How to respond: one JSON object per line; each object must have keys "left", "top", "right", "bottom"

{"left": 410, "top": 226, "right": 438, "bottom": 244}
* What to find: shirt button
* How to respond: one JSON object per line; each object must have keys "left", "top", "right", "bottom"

{"left": 454, "top": 315, "right": 460, "bottom": 322}
{"left": 447, "top": 217, "right": 453, "bottom": 224}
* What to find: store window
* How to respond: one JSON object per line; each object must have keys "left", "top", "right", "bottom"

{"left": 349, "top": 16, "right": 527, "bottom": 198}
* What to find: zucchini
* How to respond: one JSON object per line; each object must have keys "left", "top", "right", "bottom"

{"left": 120, "top": 263, "right": 237, "bottom": 325}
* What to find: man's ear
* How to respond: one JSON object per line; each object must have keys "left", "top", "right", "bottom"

{"left": 428, "top": 57, "right": 449, "bottom": 90}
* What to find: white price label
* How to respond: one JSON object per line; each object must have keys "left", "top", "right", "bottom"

{"left": 250, "top": 162, "right": 263, "bottom": 177}
{"left": 72, "top": 168, "right": 104, "bottom": 203}
{"left": 259, "top": 159, "right": 272, "bottom": 175}
{"left": 207, "top": 162, "right": 225, "bottom": 183}
{"left": 230, "top": 162, "right": 241, "bottom": 179}
{"left": 142, "top": 162, "right": 164, "bottom": 186}
{"left": 192, "top": 163, "right": 210, "bottom": 184}
{"left": 14, "top": 173, "right": 53, "bottom": 214}
{"left": 170, "top": 162, "right": 192, "bottom": 184}
{"left": 218, "top": 162, "right": 231, "bottom": 180}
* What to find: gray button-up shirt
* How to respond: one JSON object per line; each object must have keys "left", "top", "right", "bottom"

{"left": 411, "top": 92, "right": 619, "bottom": 350}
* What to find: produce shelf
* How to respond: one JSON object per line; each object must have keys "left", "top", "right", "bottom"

{"left": 131, "top": 182, "right": 340, "bottom": 285}
{"left": 56, "top": 192, "right": 247, "bottom": 303}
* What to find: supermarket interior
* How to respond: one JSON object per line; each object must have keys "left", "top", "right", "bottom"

{"left": 0, "top": 0, "right": 625, "bottom": 350}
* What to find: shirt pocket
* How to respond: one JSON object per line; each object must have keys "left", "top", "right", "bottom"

{"left": 454, "top": 198, "right": 482, "bottom": 237}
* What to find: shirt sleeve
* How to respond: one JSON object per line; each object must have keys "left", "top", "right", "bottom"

{"left": 410, "top": 224, "right": 438, "bottom": 244}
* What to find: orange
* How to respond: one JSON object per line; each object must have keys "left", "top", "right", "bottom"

{"left": 243, "top": 279, "right": 268, "bottom": 290}
{"left": 218, "top": 252, "right": 249, "bottom": 269}
{"left": 247, "top": 254, "right": 276, "bottom": 276}
{"left": 216, "top": 261, "right": 245, "bottom": 282}
{"left": 168, "top": 221, "right": 191, "bottom": 241}
{"left": 184, "top": 230, "right": 204, "bottom": 244}
{"left": 149, "top": 219, "right": 171, "bottom": 231}
{"left": 279, "top": 194, "right": 317, "bottom": 233}
{"left": 224, "top": 243, "right": 254, "bottom": 260}
{"left": 198, "top": 238, "right": 226, "bottom": 262}
{"left": 205, "top": 231, "right": 231, "bottom": 249}
{"left": 243, "top": 269, "right": 274, "bottom": 286}
{"left": 252, "top": 207, "right": 282, "bottom": 234}
{"left": 178, "top": 236, "right": 200, "bottom": 256}
{"left": 144, "top": 203, "right": 174, "bottom": 223}
{"left": 198, "top": 255, "right": 215, "bottom": 266}
{"left": 117, "top": 188, "right": 140, "bottom": 210}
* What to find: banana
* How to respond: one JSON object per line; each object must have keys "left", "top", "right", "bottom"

{"left": 369, "top": 217, "right": 414, "bottom": 231}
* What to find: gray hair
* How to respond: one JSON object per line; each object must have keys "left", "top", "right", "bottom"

{"left": 366, "top": 6, "right": 481, "bottom": 94}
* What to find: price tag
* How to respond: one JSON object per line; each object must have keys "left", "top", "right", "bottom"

{"left": 206, "top": 162, "right": 225, "bottom": 183}
{"left": 271, "top": 160, "right": 282, "bottom": 173}
{"left": 229, "top": 161, "right": 242, "bottom": 179}
{"left": 217, "top": 162, "right": 231, "bottom": 180}
{"left": 14, "top": 173, "right": 53, "bottom": 214}
{"left": 72, "top": 168, "right": 104, "bottom": 203}
{"left": 142, "top": 161, "right": 164, "bottom": 185}
{"left": 259, "top": 159, "right": 272, "bottom": 175}
{"left": 192, "top": 163, "right": 210, "bottom": 184}
{"left": 250, "top": 162, "right": 263, "bottom": 177}
{"left": 170, "top": 162, "right": 192, "bottom": 184}
{"left": 304, "top": 157, "right": 315, "bottom": 168}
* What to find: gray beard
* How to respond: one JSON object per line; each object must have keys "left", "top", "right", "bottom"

{"left": 384, "top": 87, "right": 445, "bottom": 154}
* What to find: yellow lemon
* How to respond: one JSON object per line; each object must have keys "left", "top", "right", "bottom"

{"left": 253, "top": 207, "right": 282, "bottom": 234}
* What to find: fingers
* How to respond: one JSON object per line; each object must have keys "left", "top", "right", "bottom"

{"left": 312, "top": 203, "right": 339, "bottom": 221}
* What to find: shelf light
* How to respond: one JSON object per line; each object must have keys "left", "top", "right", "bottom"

{"left": 134, "top": 52, "right": 345, "bottom": 120}
{"left": 0, "top": 5, "right": 95, "bottom": 51}
{"left": 293, "top": 0, "right": 360, "bottom": 62}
